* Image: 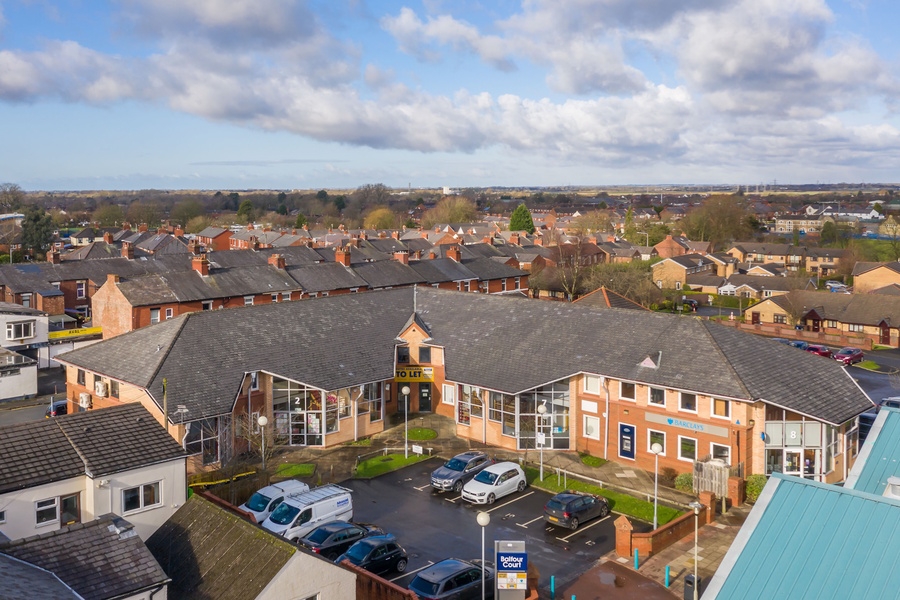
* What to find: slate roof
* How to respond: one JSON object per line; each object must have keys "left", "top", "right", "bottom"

{"left": 844, "top": 407, "right": 900, "bottom": 495}
{"left": 0, "top": 553, "right": 81, "bottom": 599}
{"left": 285, "top": 263, "right": 368, "bottom": 293}
{"left": 352, "top": 260, "right": 426, "bottom": 288}
{"left": 766, "top": 290, "right": 900, "bottom": 326}
{"left": 0, "top": 515, "right": 169, "bottom": 600}
{"left": 146, "top": 495, "right": 296, "bottom": 600}
{"left": 704, "top": 474, "right": 900, "bottom": 600}
{"left": 574, "top": 287, "right": 648, "bottom": 311}
{"left": 460, "top": 257, "right": 526, "bottom": 280}
{"left": 724, "top": 274, "right": 815, "bottom": 292}
{"left": 409, "top": 258, "right": 478, "bottom": 283}
{"left": 196, "top": 226, "right": 230, "bottom": 239}
{"left": 0, "top": 403, "right": 186, "bottom": 493}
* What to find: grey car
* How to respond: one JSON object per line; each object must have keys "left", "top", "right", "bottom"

{"left": 431, "top": 451, "right": 493, "bottom": 492}
{"left": 408, "top": 558, "right": 495, "bottom": 600}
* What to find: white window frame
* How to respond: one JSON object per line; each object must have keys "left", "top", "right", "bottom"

{"left": 584, "top": 415, "right": 601, "bottom": 441}
{"left": 250, "top": 371, "right": 260, "bottom": 391}
{"left": 442, "top": 383, "right": 456, "bottom": 405}
{"left": 122, "top": 482, "right": 162, "bottom": 514}
{"left": 679, "top": 392, "right": 697, "bottom": 413}
{"left": 76, "top": 280, "right": 86, "bottom": 299}
{"left": 678, "top": 435, "right": 697, "bottom": 463}
{"left": 711, "top": 442, "right": 731, "bottom": 464}
{"left": 648, "top": 429, "right": 666, "bottom": 456}
{"left": 282, "top": 292, "right": 291, "bottom": 301}
{"left": 619, "top": 381, "right": 636, "bottom": 402}
{"left": 21, "top": 293, "right": 31, "bottom": 308}
{"left": 6, "top": 320, "right": 35, "bottom": 340}
{"left": 271, "top": 293, "right": 279, "bottom": 302}
{"left": 711, "top": 398, "right": 731, "bottom": 420}
{"left": 150, "top": 308, "right": 160, "bottom": 324}
{"left": 0, "top": 509, "right": 5, "bottom": 524}
{"left": 202, "top": 300, "right": 213, "bottom": 311}
{"left": 35, "top": 497, "right": 58, "bottom": 527}
{"left": 244, "top": 296, "right": 254, "bottom": 306}
{"left": 583, "top": 375, "right": 601, "bottom": 395}
{"left": 165, "top": 308, "right": 174, "bottom": 320}
{"left": 648, "top": 387, "right": 665, "bottom": 407}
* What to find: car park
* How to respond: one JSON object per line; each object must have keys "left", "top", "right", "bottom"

{"left": 805, "top": 344, "right": 832, "bottom": 358}
{"left": 789, "top": 340, "right": 809, "bottom": 351}
{"left": 336, "top": 534, "right": 408, "bottom": 575}
{"left": 833, "top": 347, "right": 864, "bottom": 365}
{"left": 299, "top": 521, "right": 384, "bottom": 560}
{"left": 239, "top": 479, "right": 309, "bottom": 523}
{"left": 431, "top": 451, "right": 494, "bottom": 492}
{"left": 461, "top": 461, "right": 526, "bottom": 505}
{"left": 263, "top": 484, "right": 353, "bottom": 542}
{"left": 543, "top": 491, "right": 610, "bottom": 530}
{"left": 45, "top": 399, "right": 68, "bottom": 418}
{"left": 408, "top": 558, "right": 495, "bottom": 600}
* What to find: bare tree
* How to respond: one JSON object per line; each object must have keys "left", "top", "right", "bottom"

{"left": 0, "top": 183, "right": 24, "bottom": 211}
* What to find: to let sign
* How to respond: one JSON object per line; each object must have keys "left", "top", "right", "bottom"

{"left": 395, "top": 366, "right": 435, "bottom": 382}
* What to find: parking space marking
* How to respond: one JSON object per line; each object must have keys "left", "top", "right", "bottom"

{"left": 389, "top": 561, "right": 435, "bottom": 583}
{"left": 517, "top": 515, "right": 544, "bottom": 528}
{"left": 444, "top": 494, "right": 462, "bottom": 503}
{"left": 413, "top": 484, "right": 431, "bottom": 491}
{"left": 485, "top": 491, "right": 535, "bottom": 513}
{"left": 555, "top": 514, "right": 611, "bottom": 541}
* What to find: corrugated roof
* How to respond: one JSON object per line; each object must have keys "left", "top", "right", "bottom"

{"left": 844, "top": 407, "right": 900, "bottom": 495}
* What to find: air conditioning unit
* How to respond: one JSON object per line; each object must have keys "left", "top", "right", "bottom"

{"left": 94, "top": 381, "right": 108, "bottom": 397}
{"left": 78, "top": 392, "right": 92, "bottom": 409}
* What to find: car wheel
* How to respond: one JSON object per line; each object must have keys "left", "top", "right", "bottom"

{"left": 453, "top": 480, "right": 463, "bottom": 493}
{"left": 487, "top": 493, "right": 496, "bottom": 505}
{"left": 570, "top": 517, "right": 579, "bottom": 530}
{"left": 396, "top": 558, "right": 408, "bottom": 573}
{"left": 517, "top": 480, "right": 526, "bottom": 492}
{"left": 600, "top": 504, "right": 610, "bottom": 518}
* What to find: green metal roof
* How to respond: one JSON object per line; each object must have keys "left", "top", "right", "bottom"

{"left": 705, "top": 473, "right": 900, "bottom": 599}
{"left": 845, "top": 407, "right": 900, "bottom": 495}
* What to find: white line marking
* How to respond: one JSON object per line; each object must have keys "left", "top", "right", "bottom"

{"left": 413, "top": 484, "right": 431, "bottom": 491}
{"left": 444, "top": 495, "right": 461, "bottom": 503}
{"left": 555, "top": 514, "right": 612, "bottom": 541}
{"left": 517, "top": 515, "right": 544, "bottom": 528}
{"left": 390, "top": 561, "right": 435, "bottom": 582}
{"left": 486, "top": 491, "right": 534, "bottom": 513}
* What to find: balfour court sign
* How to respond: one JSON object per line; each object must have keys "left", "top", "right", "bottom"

{"left": 394, "top": 366, "right": 434, "bottom": 382}
{"left": 644, "top": 411, "right": 730, "bottom": 438}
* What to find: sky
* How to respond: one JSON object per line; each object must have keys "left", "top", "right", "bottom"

{"left": 1, "top": 0, "right": 899, "bottom": 191}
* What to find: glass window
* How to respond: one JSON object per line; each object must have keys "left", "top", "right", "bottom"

{"left": 490, "top": 392, "right": 516, "bottom": 436}
{"left": 282, "top": 292, "right": 291, "bottom": 302}
{"left": 76, "top": 281, "right": 86, "bottom": 299}
{"left": 678, "top": 436, "right": 697, "bottom": 461}
{"left": 584, "top": 415, "right": 600, "bottom": 440}
{"left": 418, "top": 347, "right": 431, "bottom": 364}
{"left": 271, "top": 293, "right": 279, "bottom": 302}
{"left": 184, "top": 418, "right": 219, "bottom": 465}
{"left": 774, "top": 314, "right": 786, "bottom": 324}
{"left": 648, "top": 430, "right": 666, "bottom": 454}
{"left": 250, "top": 371, "right": 259, "bottom": 391}
{"left": 712, "top": 398, "right": 730, "bottom": 418}
{"left": 150, "top": 308, "right": 160, "bottom": 324}
{"left": 6, "top": 321, "right": 34, "bottom": 340}
{"left": 458, "top": 385, "right": 483, "bottom": 425}
{"left": 442, "top": 383, "right": 455, "bottom": 405}
{"left": 680, "top": 393, "right": 697, "bottom": 412}
{"left": 35, "top": 498, "right": 58, "bottom": 525}
{"left": 244, "top": 296, "right": 254, "bottom": 306}
{"left": 202, "top": 301, "right": 213, "bottom": 311}
{"left": 359, "top": 382, "right": 383, "bottom": 423}
{"left": 77, "top": 369, "right": 85, "bottom": 385}
{"left": 110, "top": 380, "right": 119, "bottom": 398}
{"left": 712, "top": 443, "right": 730, "bottom": 464}
{"left": 848, "top": 323, "right": 863, "bottom": 333}
{"left": 397, "top": 347, "right": 410, "bottom": 363}
{"left": 620, "top": 382, "right": 635, "bottom": 401}
{"left": 123, "top": 482, "right": 161, "bottom": 513}
{"left": 649, "top": 387, "right": 665, "bottom": 406}
{"left": 584, "top": 375, "right": 601, "bottom": 395}
{"left": 165, "top": 308, "right": 174, "bottom": 319}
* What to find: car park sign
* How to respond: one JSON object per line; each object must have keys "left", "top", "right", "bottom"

{"left": 495, "top": 540, "right": 528, "bottom": 597}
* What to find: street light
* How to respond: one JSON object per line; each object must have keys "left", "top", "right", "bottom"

{"left": 476, "top": 511, "right": 491, "bottom": 600}
{"left": 537, "top": 403, "right": 547, "bottom": 481}
{"left": 651, "top": 442, "right": 663, "bottom": 530}
{"left": 257, "top": 415, "right": 269, "bottom": 472}
{"left": 689, "top": 500, "right": 704, "bottom": 600}
{"left": 401, "top": 385, "right": 411, "bottom": 459}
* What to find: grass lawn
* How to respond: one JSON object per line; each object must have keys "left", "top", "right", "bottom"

{"left": 407, "top": 427, "right": 438, "bottom": 441}
{"left": 857, "top": 360, "right": 880, "bottom": 371}
{"left": 355, "top": 453, "right": 428, "bottom": 478}
{"left": 580, "top": 453, "right": 606, "bottom": 468}
{"left": 274, "top": 463, "right": 316, "bottom": 478}
{"left": 523, "top": 466, "right": 682, "bottom": 526}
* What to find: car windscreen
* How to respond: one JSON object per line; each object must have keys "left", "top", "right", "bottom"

{"left": 444, "top": 458, "right": 466, "bottom": 471}
{"left": 545, "top": 499, "right": 567, "bottom": 511}
{"left": 268, "top": 502, "right": 300, "bottom": 525}
{"left": 345, "top": 540, "right": 373, "bottom": 562}
{"left": 409, "top": 576, "right": 440, "bottom": 596}
{"left": 474, "top": 470, "right": 498, "bottom": 485}
{"left": 245, "top": 492, "right": 272, "bottom": 512}
{"left": 307, "top": 527, "right": 334, "bottom": 544}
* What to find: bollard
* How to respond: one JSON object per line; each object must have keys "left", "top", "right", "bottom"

{"left": 634, "top": 548, "right": 639, "bottom": 569}
{"left": 550, "top": 575, "right": 555, "bottom": 600}
{"left": 665, "top": 565, "right": 670, "bottom": 588}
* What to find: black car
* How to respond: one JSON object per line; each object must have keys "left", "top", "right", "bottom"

{"left": 298, "top": 521, "right": 384, "bottom": 560}
{"left": 543, "top": 491, "right": 610, "bottom": 530}
{"left": 431, "top": 451, "right": 494, "bottom": 492}
{"left": 336, "top": 534, "right": 408, "bottom": 575}
{"left": 408, "top": 558, "right": 495, "bottom": 600}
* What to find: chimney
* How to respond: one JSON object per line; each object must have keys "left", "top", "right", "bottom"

{"left": 250, "top": 235, "right": 260, "bottom": 251}
{"left": 107, "top": 273, "right": 120, "bottom": 286}
{"left": 48, "top": 250, "right": 61, "bottom": 265}
{"left": 393, "top": 251, "right": 409, "bottom": 265}
{"left": 138, "top": 223, "right": 148, "bottom": 233}
{"left": 192, "top": 254, "right": 210, "bottom": 276}
{"left": 378, "top": 232, "right": 386, "bottom": 239}
{"left": 446, "top": 245, "right": 461, "bottom": 262}
{"left": 103, "top": 231, "right": 114, "bottom": 244}
{"left": 174, "top": 227, "right": 184, "bottom": 237}
{"left": 157, "top": 226, "right": 167, "bottom": 235}
{"left": 347, "top": 238, "right": 359, "bottom": 248}
{"left": 268, "top": 253, "right": 286, "bottom": 270}
{"left": 482, "top": 236, "right": 491, "bottom": 245}
{"left": 359, "top": 231, "right": 368, "bottom": 240}
{"left": 263, "top": 226, "right": 271, "bottom": 232}
{"left": 291, "top": 229, "right": 297, "bottom": 235}
{"left": 588, "top": 236, "right": 597, "bottom": 244}
{"left": 121, "top": 241, "right": 134, "bottom": 260}
{"left": 247, "top": 223, "right": 255, "bottom": 230}
{"left": 391, "top": 231, "right": 400, "bottom": 240}
{"left": 187, "top": 239, "right": 201, "bottom": 255}
{"left": 607, "top": 235, "right": 616, "bottom": 243}
{"left": 336, "top": 246, "right": 351, "bottom": 267}
{"left": 122, "top": 222, "right": 132, "bottom": 231}
{"left": 428, "top": 250, "right": 437, "bottom": 259}
{"left": 534, "top": 237, "right": 543, "bottom": 247}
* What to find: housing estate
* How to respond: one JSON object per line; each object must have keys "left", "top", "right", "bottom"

{"left": 55, "top": 287, "right": 872, "bottom": 483}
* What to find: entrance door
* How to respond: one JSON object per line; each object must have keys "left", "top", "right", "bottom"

{"left": 751, "top": 312, "right": 760, "bottom": 325}
{"left": 619, "top": 424, "right": 635, "bottom": 460}
{"left": 803, "top": 449, "right": 818, "bottom": 479}
{"left": 784, "top": 450, "right": 802, "bottom": 476}
{"left": 418, "top": 383, "right": 432, "bottom": 412}
{"left": 811, "top": 319, "right": 821, "bottom": 332}
{"left": 881, "top": 322, "right": 891, "bottom": 345}
{"left": 60, "top": 493, "right": 80, "bottom": 526}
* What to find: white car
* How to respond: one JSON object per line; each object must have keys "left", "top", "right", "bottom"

{"left": 239, "top": 479, "right": 309, "bottom": 523}
{"left": 461, "top": 461, "right": 527, "bottom": 505}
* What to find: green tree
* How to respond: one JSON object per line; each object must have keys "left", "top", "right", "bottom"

{"left": 185, "top": 215, "right": 211, "bottom": 234}
{"left": 21, "top": 205, "right": 54, "bottom": 258}
{"left": 333, "top": 195, "right": 347, "bottom": 212}
{"left": 236, "top": 200, "right": 255, "bottom": 222}
{"left": 125, "top": 201, "right": 161, "bottom": 227}
{"left": 92, "top": 203, "right": 125, "bottom": 226}
{"left": 277, "top": 204, "right": 288, "bottom": 216}
{"left": 171, "top": 199, "right": 205, "bottom": 227}
{"left": 364, "top": 207, "right": 398, "bottom": 230}
{"left": 295, "top": 213, "right": 308, "bottom": 228}
{"left": 509, "top": 203, "right": 536, "bottom": 234}
{"left": 680, "top": 195, "right": 752, "bottom": 250}
{"left": 820, "top": 221, "right": 837, "bottom": 245}
{"left": 421, "top": 196, "right": 479, "bottom": 228}
{"left": 316, "top": 189, "right": 329, "bottom": 201}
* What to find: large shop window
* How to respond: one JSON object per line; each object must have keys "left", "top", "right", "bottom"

{"left": 184, "top": 418, "right": 220, "bottom": 465}
{"left": 273, "top": 378, "right": 331, "bottom": 445}
{"left": 648, "top": 430, "right": 666, "bottom": 454}
{"left": 490, "top": 391, "right": 517, "bottom": 437}
{"left": 359, "top": 382, "right": 383, "bottom": 423}
{"left": 678, "top": 436, "right": 697, "bottom": 462}
{"left": 458, "top": 385, "right": 483, "bottom": 425}
{"left": 711, "top": 443, "right": 730, "bottom": 464}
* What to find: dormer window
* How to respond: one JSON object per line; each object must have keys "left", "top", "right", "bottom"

{"left": 397, "top": 346, "right": 410, "bottom": 364}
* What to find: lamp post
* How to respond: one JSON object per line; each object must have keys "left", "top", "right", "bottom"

{"left": 537, "top": 403, "right": 547, "bottom": 481}
{"left": 476, "top": 511, "right": 491, "bottom": 600}
{"left": 689, "top": 500, "right": 704, "bottom": 600}
{"left": 258, "top": 415, "right": 269, "bottom": 472}
{"left": 401, "top": 385, "right": 411, "bottom": 459}
{"left": 651, "top": 442, "right": 663, "bottom": 530}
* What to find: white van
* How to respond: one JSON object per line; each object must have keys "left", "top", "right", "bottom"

{"left": 239, "top": 479, "right": 310, "bottom": 524}
{"left": 262, "top": 484, "right": 353, "bottom": 542}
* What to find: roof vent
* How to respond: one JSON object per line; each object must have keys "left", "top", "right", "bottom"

{"left": 885, "top": 476, "right": 900, "bottom": 499}
{"left": 639, "top": 351, "right": 662, "bottom": 369}
{"left": 83, "top": 426, "right": 91, "bottom": 433}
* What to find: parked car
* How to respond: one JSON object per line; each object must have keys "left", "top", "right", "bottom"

{"left": 431, "top": 451, "right": 494, "bottom": 492}
{"left": 683, "top": 299, "right": 699, "bottom": 311}
{"left": 45, "top": 399, "right": 68, "bottom": 418}
{"left": 824, "top": 280, "right": 844, "bottom": 290}
{"left": 336, "top": 534, "right": 408, "bottom": 575}
{"left": 239, "top": 479, "right": 309, "bottom": 523}
{"left": 833, "top": 347, "right": 864, "bottom": 365}
{"left": 543, "top": 491, "right": 610, "bottom": 530}
{"left": 806, "top": 344, "right": 832, "bottom": 358}
{"left": 789, "top": 340, "right": 809, "bottom": 351}
{"left": 408, "top": 558, "right": 495, "bottom": 600}
{"left": 298, "top": 521, "right": 384, "bottom": 560}
{"left": 771, "top": 338, "right": 792, "bottom": 346}
{"left": 262, "top": 484, "right": 353, "bottom": 542}
{"left": 461, "top": 461, "right": 527, "bottom": 505}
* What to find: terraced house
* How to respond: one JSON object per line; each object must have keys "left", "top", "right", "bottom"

{"left": 55, "top": 288, "right": 872, "bottom": 483}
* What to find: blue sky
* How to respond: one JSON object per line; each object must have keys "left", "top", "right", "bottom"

{"left": 1, "top": 0, "right": 898, "bottom": 191}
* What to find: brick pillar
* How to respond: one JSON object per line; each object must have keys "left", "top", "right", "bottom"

{"left": 615, "top": 515, "right": 634, "bottom": 558}
{"left": 728, "top": 476, "right": 746, "bottom": 506}
{"left": 699, "top": 491, "right": 716, "bottom": 524}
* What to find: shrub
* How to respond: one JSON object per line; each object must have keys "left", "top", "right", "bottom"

{"left": 675, "top": 472, "right": 693, "bottom": 492}
{"left": 746, "top": 474, "right": 768, "bottom": 502}
{"left": 660, "top": 467, "right": 678, "bottom": 486}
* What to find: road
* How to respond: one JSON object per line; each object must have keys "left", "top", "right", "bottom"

{"left": 0, "top": 402, "right": 49, "bottom": 424}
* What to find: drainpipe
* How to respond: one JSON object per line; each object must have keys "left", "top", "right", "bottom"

{"left": 602, "top": 376, "right": 610, "bottom": 460}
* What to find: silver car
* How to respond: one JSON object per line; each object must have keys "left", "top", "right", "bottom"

{"left": 431, "top": 451, "right": 493, "bottom": 492}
